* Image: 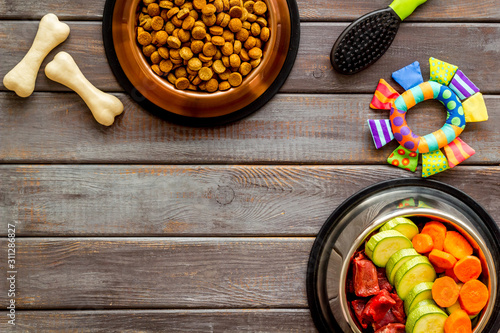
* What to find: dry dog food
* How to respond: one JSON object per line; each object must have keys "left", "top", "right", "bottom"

{"left": 136, "top": 0, "right": 270, "bottom": 92}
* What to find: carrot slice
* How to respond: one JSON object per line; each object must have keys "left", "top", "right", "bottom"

{"left": 429, "top": 249, "right": 457, "bottom": 269}
{"left": 412, "top": 233, "right": 434, "bottom": 253}
{"left": 432, "top": 276, "right": 460, "bottom": 308}
{"left": 445, "top": 267, "right": 460, "bottom": 283}
{"left": 421, "top": 221, "right": 447, "bottom": 251}
{"left": 444, "top": 231, "right": 473, "bottom": 259}
{"left": 454, "top": 256, "right": 482, "bottom": 283}
{"left": 444, "top": 309, "right": 472, "bottom": 333}
{"left": 459, "top": 279, "right": 489, "bottom": 315}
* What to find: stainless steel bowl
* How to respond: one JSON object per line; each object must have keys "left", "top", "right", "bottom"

{"left": 307, "top": 178, "right": 500, "bottom": 332}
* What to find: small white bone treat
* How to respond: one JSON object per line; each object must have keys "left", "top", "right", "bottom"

{"left": 3, "top": 13, "right": 70, "bottom": 97}
{"left": 45, "top": 52, "right": 124, "bottom": 126}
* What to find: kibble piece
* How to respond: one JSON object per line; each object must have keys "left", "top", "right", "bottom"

{"left": 177, "top": 7, "right": 190, "bottom": 19}
{"left": 189, "top": 9, "right": 199, "bottom": 19}
{"left": 192, "top": 26, "right": 207, "bottom": 39}
{"left": 165, "top": 21, "right": 175, "bottom": 33}
{"left": 179, "top": 47, "right": 194, "bottom": 60}
{"left": 213, "top": 59, "right": 226, "bottom": 74}
{"left": 239, "top": 48, "right": 250, "bottom": 61}
{"left": 187, "top": 57, "right": 203, "bottom": 71}
{"left": 193, "top": 0, "right": 207, "bottom": 10}
{"left": 155, "top": 30, "right": 169, "bottom": 45}
{"left": 175, "top": 66, "right": 188, "bottom": 78}
{"left": 194, "top": 20, "right": 206, "bottom": 28}
{"left": 202, "top": 14, "right": 217, "bottom": 26}
{"left": 202, "top": 60, "right": 213, "bottom": 67}
{"left": 159, "top": 1, "right": 174, "bottom": 9}
{"left": 229, "top": 0, "right": 241, "bottom": 7}
{"left": 167, "top": 36, "right": 182, "bottom": 48}
{"left": 198, "top": 67, "right": 213, "bottom": 81}
{"left": 209, "top": 26, "right": 224, "bottom": 35}
{"left": 171, "top": 16, "right": 183, "bottom": 27}
{"left": 214, "top": 0, "right": 224, "bottom": 12}
{"left": 239, "top": 61, "right": 252, "bottom": 75}
{"left": 229, "top": 53, "right": 241, "bottom": 68}
{"left": 222, "top": 0, "right": 230, "bottom": 10}
{"left": 243, "top": 1, "right": 255, "bottom": 13}
{"left": 221, "top": 56, "right": 230, "bottom": 67}
{"left": 143, "top": 44, "right": 157, "bottom": 57}
{"left": 253, "top": 1, "right": 267, "bottom": 15}
{"left": 214, "top": 50, "right": 222, "bottom": 60}
{"left": 150, "top": 51, "right": 162, "bottom": 64}
{"left": 251, "top": 22, "right": 261, "bottom": 36}
{"left": 167, "top": 73, "right": 177, "bottom": 84}
{"left": 169, "top": 48, "right": 181, "bottom": 59}
{"left": 138, "top": 31, "right": 152, "bottom": 45}
{"left": 229, "top": 6, "right": 243, "bottom": 18}
{"left": 233, "top": 40, "right": 242, "bottom": 53}
{"left": 250, "top": 57, "right": 261, "bottom": 68}
{"left": 175, "top": 77, "right": 190, "bottom": 89}
{"left": 221, "top": 41, "right": 233, "bottom": 56}
{"left": 256, "top": 17, "right": 267, "bottom": 27}
{"left": 202, "top": 4, "right": 217, "bottom": 15}
{"left": 254, "top": 38, "right": 262, "bottom": 49}
{"left": 158, "top": 46, "right": 170, "bottom": 59}
{"left": 248, "top": 47, "right": 262, "bottom": 59}
{"left": 174, "top": 0, "right": 185, "bottom": 5}
{"left": 242, "top": 21, "right": 251, "bottom": 30}
{"left": 228, "top": 18, "right": 242, "bottom": 32}
{"left": 151, "top": 64, "right": 163, "bottom": 76}
{"left": 222, "top": 30, "right": 234, "bottom": 42}
{"left": 171, "top": 57, "right": 183, "bottom": 64}
{"left": 212, "top": 36, "right": 225, "bottom": 46}
{"left": 151, "top": 16, "right": 165, "bottom": 30}
{"left": 246, "top": 13, "right": 257, "bottom": 22}
{"left": 148, "top": 3, "right": 160, "bottom": 16}
{"left": 204, "top": 34, "right": 212, "bottom": 42}
{"left": 188, "top": 83, "right": 198, "bottom": 90}
{"left": 178, "top": 29, "right": 191, "bottom": 42}
{"left": 220, "top": 13, "right": 231, "bottom": 27}
{"left": 228, "top": 72, "right": 242, "bottom": 86}
{"left": 159, "top": 59, "right": 174, "bottom": 72}
{"left": 240, "top": 8, "right": 248, "bottom": 21}
{"left": 182, "top": 16, "right": 196, "bottom": 30}
{"left": 202, "top": 42, "right": 217, "bottom": 57}
{"left": 236, "top": 28, "right": 249, "bottom": 42}
{"left": 244, "top": 36, "right": 256, "bottom": 49}
{"left": 167, "top": 7, "right": 180, "bottom": 19}
{"left": 219, "top": 69, "right": 231, "bottom": 80}
{"left": 190, "top": 40, "right": 204, "bottom": 53}
{"left": 192, "top": 75, "right": 202, "bottom": 85}
{"left": 206, "top": 78, "right": 219, "bottom": 92}
{"left": 260, "top": 26, "right": 270, "bottom": 42}
{"left": 219, "top": 81, "right": 231, "bottom": 91}
{"left": 198, "top": 54, "right": 213, "bottom": 62}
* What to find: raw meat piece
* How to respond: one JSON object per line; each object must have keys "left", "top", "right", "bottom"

{"left": 377, "top": 268, "right": 393, "bottom": 292}
{"left": 351, "top": 299, "right": 369, "bottom": 329}
{"left": 362, "top": 289, "right": 397, "bottom": 322}
{"left": 374, "top": 323, "right": 406, "bottom": 333}
{"left": 390, "top": 293, "right": 406, "bottom": 323}
{"left": 372, "top": 309, "right": 398, "bottom": 331}
{"left": 353, "top": 253, "right": 380, "bottom": 297}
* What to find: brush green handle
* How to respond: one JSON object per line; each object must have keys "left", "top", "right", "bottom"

{"left": 389, "top": 0, "right": 427, "bottom": 20}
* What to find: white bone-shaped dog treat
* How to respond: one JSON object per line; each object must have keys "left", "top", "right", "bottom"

{"left": 45, "top": 52, "right": 124, "bottom": 126}
{"left": 3, "top": 13, "right": 70, "bottom": 97}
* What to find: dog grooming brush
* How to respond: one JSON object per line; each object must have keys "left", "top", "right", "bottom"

{"left": 331, "top": 0, "right": 427, "bottom": 75}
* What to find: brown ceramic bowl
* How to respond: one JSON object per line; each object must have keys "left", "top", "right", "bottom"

{"left": 103, "top": 0, "right": 300, "bottom": 125}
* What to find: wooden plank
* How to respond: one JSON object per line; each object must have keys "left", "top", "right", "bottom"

{"left": 1, "top": 22, "right": 500, "bottom": 94}
{"left": 0, "top": 0, "right": 499, "bottom": 22}
{"left": 0, "top": 238, "right": 313, "bottom": 309}
{"left": 1, "top": 93, "right": 499, "bottom": 164}
{"left": 0, "top": 309, "right": 316, "bottom": 332}
{"left": 1, "top": 165, "right": 499, "bottom": 236}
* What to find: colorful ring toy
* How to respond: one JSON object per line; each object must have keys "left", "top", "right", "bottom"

{"left": 389, "top": 81, "right": 465, "bottom": 153}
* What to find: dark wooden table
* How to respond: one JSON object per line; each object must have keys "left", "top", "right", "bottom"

{"left": 1, "top": 0, "right": 499, "bottom": 331}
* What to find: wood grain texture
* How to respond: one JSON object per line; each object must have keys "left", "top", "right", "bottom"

{"left": 0, "top": 309, "right": 316, "bottom": 332}
{"left": 0, "top": 0, "right": 499, "bottom": 21}
{"left": 1, "top": 22, "right": 500, "bottom": 94}
{"left": 1, "top": 165, "right": 499, "bottom": 237}
{"left": 1, "top": 93, "right": 499, "bottom": 164}
{"left": 0, "top": 238, "right": 313, "bottom": 309}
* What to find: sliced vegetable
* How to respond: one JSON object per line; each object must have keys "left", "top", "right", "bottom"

{"left": 444, "top": 309, "right": 472, "bottom": 333}
{"left": 380, "top": 217, "right": 419, "bottom": 240}
{"left": 365, "top": 230, "right": 413, "bottom": 267}
{"left": 445, "top": 268, "right": 460, "bottom": 283}
{"left": 453, "top": 256, "right": 482, "bottom": 283}
{"left": 428, "top": 249, "right": 457, "bottom": 270}
{"left": 443, "top": 231, "right": 473, "bottom": 260}
{"left": 432, "top": 276, "right": 460, "bottom": 308}
{"left": 404, "top": 282, "right": 434, "bottom": 315}
{"left": 459, "top": 279, "right": 489, "bottom": 315}
{"left": 385, "top": 248, "right": 420, "bottom": 285}
{"left": 412, "top": 233, "right": 434, "bottom": 254}
{"left": 409, "top": 299, "right": 437, "bottom": 315}
{"left": 405, "top": 304, "right": 448, "bottom": 333}
{"left": 421, "top": 221, "right": 447, "bottom": 251}
{"left": 394, "top": 256, "right": 436, "bottom": 300}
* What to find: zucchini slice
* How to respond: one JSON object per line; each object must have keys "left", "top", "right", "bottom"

{"left": 394, "top": 256, "right": 436, "bottom": 300}
{"left": 381, "top": 217, "right": 419, "bottom": 240}
{"left": 365, "top": 230, "right": 413, "bottom": 267}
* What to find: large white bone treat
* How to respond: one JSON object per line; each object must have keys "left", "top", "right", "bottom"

{"left": 3, "top": 13, "right": 70, "bottom": 97}
{"left": 45, "top": 52, "right": 124, "bottom": 126}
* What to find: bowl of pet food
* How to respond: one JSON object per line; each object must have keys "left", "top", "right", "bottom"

{"left": 102, "top": 0, "right": 300, "bottom": 125}
{"left": 307, "top": 179, "right": 500, "bottom": 333}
